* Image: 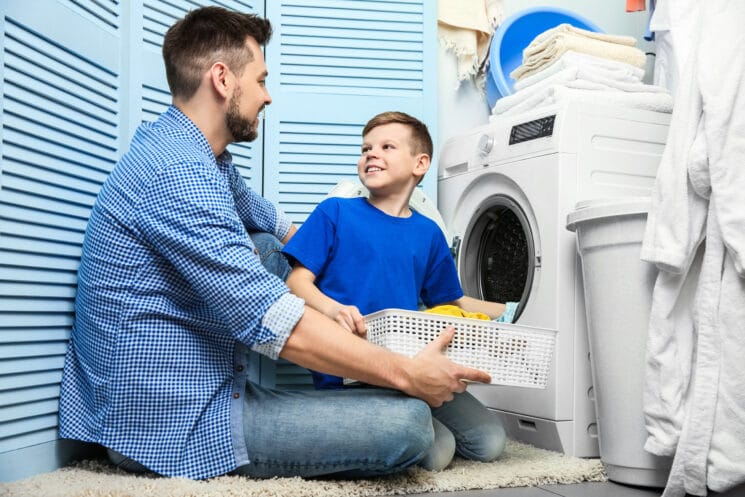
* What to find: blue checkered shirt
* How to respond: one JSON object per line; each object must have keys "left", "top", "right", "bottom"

{"left": 58, "top": 106, "right": 305, "bottom": 479}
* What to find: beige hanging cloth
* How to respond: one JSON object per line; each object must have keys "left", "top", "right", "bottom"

{"left": 438, "top": 0, "right": 503, "bottom": 83}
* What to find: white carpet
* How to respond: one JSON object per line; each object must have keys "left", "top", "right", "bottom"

{"left": 0, "top": 440, "right": 606, "bottom": 497}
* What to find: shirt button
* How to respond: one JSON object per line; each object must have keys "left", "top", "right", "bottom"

{"left": 236, "top": 365, "right": 244, "bottom": 372}
{"left": 253, "top": 248, "right": 260, "bottom": 255}
{"left": 233, "top": 392, "right": 240, "bottom": 399}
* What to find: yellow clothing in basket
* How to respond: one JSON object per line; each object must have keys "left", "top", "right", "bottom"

{"left": 424, "top": 305, "right": 490, "bottom": 321}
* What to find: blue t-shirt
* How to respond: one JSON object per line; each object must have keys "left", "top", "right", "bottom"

{"left": 283, "top": 196, "right": 463, "bottom": 387}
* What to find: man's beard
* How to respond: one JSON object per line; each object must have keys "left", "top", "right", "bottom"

{"left": 226, "top": 88, "right": 259, "bottom": 143}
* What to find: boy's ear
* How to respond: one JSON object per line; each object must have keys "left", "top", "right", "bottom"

{"left": 413, "top": 153, "right": 431, "bottom": 181}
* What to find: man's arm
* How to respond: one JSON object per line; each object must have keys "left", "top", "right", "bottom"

{"left": 286, "top": 265, "right": 366, "bottom": 335}
{"left": 227, "top": 163, "right": 295, "bottom": 242}
{"left": 450, "top": 295, "right": 507, "bottom": 319}
{"left": 279, "top": 306, "right": 491, "bottom": 407}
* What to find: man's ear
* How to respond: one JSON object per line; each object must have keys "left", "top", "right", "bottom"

{"left": 413, "top": 153, "right": 431, "bottom": 181}
{"left": 209, "top": 62, "right": 231, "bottom": 99}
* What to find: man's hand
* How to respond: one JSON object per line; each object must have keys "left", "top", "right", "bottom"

{"left": 403, "top": 327, "right": 491, "bottom": 407}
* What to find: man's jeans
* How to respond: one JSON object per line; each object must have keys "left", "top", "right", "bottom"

{"left": 109, "top": 384, "right": 434, "bottom": 478}
{"left": 234, "top": 384, "right": 433, "bottom": 478}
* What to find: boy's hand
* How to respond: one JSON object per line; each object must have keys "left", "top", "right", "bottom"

{"left": 405, "top": 327, "right": 491, "bottom": 407}
{"left": 334, "top": 305, "right": 367, "bottom": 337}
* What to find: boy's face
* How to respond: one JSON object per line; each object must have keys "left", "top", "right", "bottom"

{"left": 357, "top": 123, "right": 429, "bottom": 193}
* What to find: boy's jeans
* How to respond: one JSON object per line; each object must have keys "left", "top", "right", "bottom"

{"left": 428, "top": 391, "right": 506, "bottom": 469}
{"left": 248, "top": 231, "right": 292, "bottom": 281}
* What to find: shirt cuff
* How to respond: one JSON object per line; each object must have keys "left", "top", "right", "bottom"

{"left": 274, "top": 211, "right": 292, "bottom": 242}
{"left": 251, "top": 293, "right": 305, "bottom": 360}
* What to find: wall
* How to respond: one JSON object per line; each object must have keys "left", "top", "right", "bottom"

{"left": 437, "top": 0, "right": 656, "bottom": 149}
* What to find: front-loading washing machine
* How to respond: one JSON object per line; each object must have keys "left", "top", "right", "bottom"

{"left": 438, "top": 100, "right": 670, "bottom": 457}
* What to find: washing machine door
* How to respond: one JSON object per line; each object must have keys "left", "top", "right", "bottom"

{"left": 454, "top": 195, "right": 536, "bottom": 322}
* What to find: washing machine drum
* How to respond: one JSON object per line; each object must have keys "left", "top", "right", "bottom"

{"left": 457, "top": 196, "right": 534, "bottom": 322}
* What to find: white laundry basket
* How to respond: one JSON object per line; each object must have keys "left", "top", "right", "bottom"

{"left": 567, "top": 198, "right": 672, "bottom": 487}
{"left": 361, "top": 309, "right": 556, "bottom": 389}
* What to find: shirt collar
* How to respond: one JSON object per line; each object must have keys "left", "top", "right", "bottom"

{"left": 163, "top": 105, "right": 233, "bottom": 165}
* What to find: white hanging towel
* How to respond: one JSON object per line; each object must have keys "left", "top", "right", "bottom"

{"left": 698, "top": 6, "right": 745, "bottom": 277}
{"left": 649, "top": 0, "right": 701, "bottom": 95}
{"left": 658, "top": 200, "right": 726, "bottom": 497}
{"left": 640, "top": 16, "right": 707, "bottom": 275}
{"left": 642, "top": 1, "right": 745, "bottom": 495}
{"left": 696, "top": 5, "right": 745, "bottom": 490}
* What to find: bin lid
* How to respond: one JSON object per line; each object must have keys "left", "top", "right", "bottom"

{"left": 566, "top": 197, "right": 651, "bottom": 232}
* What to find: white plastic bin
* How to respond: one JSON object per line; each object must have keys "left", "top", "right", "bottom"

{"left": 566, "top": 198, "right": 672, "bottom": 487}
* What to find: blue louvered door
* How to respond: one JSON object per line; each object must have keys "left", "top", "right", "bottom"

{"left": 0, "top": 0, "right": 122, "bottom": 481}
{"left": 0, "top": 0, "right": 436, "bottom": 479}
{"left": 263, "top": 0, "right": 437, "bottom": 389}
{"left": 264, "top": 0, "right": 437, "bottom": 223}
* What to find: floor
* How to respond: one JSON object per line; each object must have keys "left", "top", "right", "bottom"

{"left": 408, "top": 481, "right": 745, "bottom": 497}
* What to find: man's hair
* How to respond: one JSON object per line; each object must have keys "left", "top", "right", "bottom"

{"left": 162, "top": 7, "right": 272, "bottom": 100}
{"left": 362, "top": 111, "right": 433, "bottom": 158}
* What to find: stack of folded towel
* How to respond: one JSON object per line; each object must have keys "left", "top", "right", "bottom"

{"left": 493, "top": 24, "right": 673, "bottom": 116}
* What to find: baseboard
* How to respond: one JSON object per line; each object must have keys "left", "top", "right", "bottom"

{"left": 0, "top": 438, "right": 105, "bottom": 482}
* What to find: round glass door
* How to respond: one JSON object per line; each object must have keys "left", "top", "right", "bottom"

{"left": 458, "top": 196, "right": 535, "bottom": 322}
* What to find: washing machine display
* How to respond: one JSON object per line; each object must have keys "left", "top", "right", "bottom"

{"left": 438, "top": 101, "right": 670, "bottom": 457}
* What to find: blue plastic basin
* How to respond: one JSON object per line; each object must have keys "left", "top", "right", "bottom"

{"left": 487, "top": 6, "right": 603, "bottom": 108}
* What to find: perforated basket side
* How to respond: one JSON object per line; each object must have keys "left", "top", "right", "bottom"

{"left": 364, "top": 310, "right": 555, "bottom": 389}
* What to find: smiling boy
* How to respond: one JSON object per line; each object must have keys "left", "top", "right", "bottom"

{"left": 283, "top": 111, "right": 508, "bottom": 470}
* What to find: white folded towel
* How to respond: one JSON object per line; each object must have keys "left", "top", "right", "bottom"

{"left": 492, "top": 85, "right": 673, "bottom": 117}
{"left": 527, "top": 23, "right": 638, "bottom": 49}
{"left": 493, "top": 66, "right": 670, "bottom": 116}
{"left": 512, "top": 65, "right": 665, "bottom": 100}
{"left": 493, "top": 69, "right": 577, "bottom": 114}
{"left": 514, "top": 51, "right": 645, "bottom": 91}
{"left": 511, "top": 24, "right": 647, "bottom": 81}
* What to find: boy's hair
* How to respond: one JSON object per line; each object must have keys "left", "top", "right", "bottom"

{"left": 363, "top": 111, "right": 433, "bottom": 158}
{"left": 162, "top": 7, "right": 272, "bottom": 100}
